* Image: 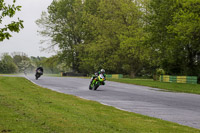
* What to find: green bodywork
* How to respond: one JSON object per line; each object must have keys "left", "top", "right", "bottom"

{"left": 90, "top": 75, "right": 105, "bottom": 90}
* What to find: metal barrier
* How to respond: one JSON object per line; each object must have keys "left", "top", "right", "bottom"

{"left": 106, "top": 74, "right": 123, "bottom": 79}
{"left": 160, "top": 75, "right": 197, "bottom": 84}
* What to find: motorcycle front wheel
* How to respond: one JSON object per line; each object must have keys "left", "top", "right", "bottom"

{"left": 35, "top": 73, "right": 40, "bottom": 80}
{"left": 89, "top": 83, "right": 92, "bottom": 90}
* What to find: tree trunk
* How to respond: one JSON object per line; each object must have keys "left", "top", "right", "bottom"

{"left": 130, "top": 71, "right": 136, "bottom": 78}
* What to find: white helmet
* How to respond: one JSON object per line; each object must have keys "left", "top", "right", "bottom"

{"left": 100, "top": 69, "right": 105, "bottom": 73}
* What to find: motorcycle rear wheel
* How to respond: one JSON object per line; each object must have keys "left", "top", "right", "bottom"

{"left": 93, "top": 83, "right": 99, "bottom": 90}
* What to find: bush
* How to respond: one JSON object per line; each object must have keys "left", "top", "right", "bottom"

{"left": 156, "top": 68, "right": 165, "bottom": 75}
{"left": 153, "top": 68, "right": 165, "bottom": 81}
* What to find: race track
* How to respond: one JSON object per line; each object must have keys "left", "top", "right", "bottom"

{"left": 26, "top": 75, "right": 200, "bottom": 129}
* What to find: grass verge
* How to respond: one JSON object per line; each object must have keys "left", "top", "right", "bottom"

{"left": 108, "top": 78, "right": 200, "bottom": 95}
{"left": 43, "top": 73, "right": 62, "bottom": 77}
{"left": 0, "top": 76, "right": 200, "bottom": 132}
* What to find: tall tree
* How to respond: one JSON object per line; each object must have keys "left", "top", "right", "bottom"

{"left": 36, "top": 0, "right": 84, "bottom": 72}
{"left": 146, "top": 0, "right": 200, "bottom": 76}
{"left": 145, "top": 0, "right": 179, "bottom": 74}
{"left": 36, "top": 0, "right": 149, "bottom": 76}
{"left": 79, "top": 0, "right": 146, "bottom": 76}
{"left": 167, "top": 0, "right": 200, "bottom": 75}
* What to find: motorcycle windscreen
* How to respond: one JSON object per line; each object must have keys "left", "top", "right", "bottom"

{"left": 99, "top": 74, "right": 104, "bottom": 79}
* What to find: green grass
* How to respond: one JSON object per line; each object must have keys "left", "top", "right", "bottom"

{"left": 44, "top": 73, "right": 62, "bottom": 77}
{"left": 108, "top": 78, "right": 200, "bottom": 94}
{"left": 0, "top": 76, "right": 200, "bottom": 132}
{"left": 0, "top": 73, "right": 20, "bottom": 76}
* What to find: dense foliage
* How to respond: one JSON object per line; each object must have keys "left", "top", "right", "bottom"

{"left": 146, "top": 0, "right": 200, "bottom": 76}
{"left": 0, "top": 0, "right": 24, "bottom": 41}
{"left": 0, "top": 54, "right": 18, "bottom": 73}
{"left": 0, "top": 53, "right": 60, "bottom": 74}
{"left": 36, "top": 0, "right": 200, "bottom": 78}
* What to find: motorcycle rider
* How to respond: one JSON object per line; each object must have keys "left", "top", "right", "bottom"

{"left": 35, "top": 66, "right": 43, "bottom": 78}
{"left": 36, "top": 66, "right": 43, "bottom": 74}
{"left": 91, "top": 69, "right": 106, "bottom": 85}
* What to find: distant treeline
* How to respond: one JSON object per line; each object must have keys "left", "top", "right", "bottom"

{"left": 33, "top": 0, "right": 200, "bottom": 78}
{"left": 0, "top": 53, "right": 62, "bottom": 74}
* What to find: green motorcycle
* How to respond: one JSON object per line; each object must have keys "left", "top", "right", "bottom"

{"left": 89, "top": 74, "right": 105, "bottom": 90}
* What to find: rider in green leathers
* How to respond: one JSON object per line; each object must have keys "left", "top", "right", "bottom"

{"left": 91, "top": 69, "right": 106, "bottom": 85}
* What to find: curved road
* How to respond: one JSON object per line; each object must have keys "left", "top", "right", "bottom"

{"left": 26, "top": 75, "right": 200, "bottom": 129}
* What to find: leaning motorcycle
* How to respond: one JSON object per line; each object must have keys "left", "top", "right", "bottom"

{"left": 35, "top": 69, "right": 43, "bottom": 80}
{"left": 89, "top": 74, "right": 105, "bottom": 90}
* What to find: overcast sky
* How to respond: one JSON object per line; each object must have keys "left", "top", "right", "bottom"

{"left": 0, "top": 0, "right": 54, "bottom": 57}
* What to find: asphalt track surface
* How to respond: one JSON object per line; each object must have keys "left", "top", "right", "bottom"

{"left": 26, "top": 75, "right": 200, "bottom": 129}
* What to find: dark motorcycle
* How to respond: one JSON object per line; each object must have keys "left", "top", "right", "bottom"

{"left": 35, "top": 69, "right": 43, "bottom": 80}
